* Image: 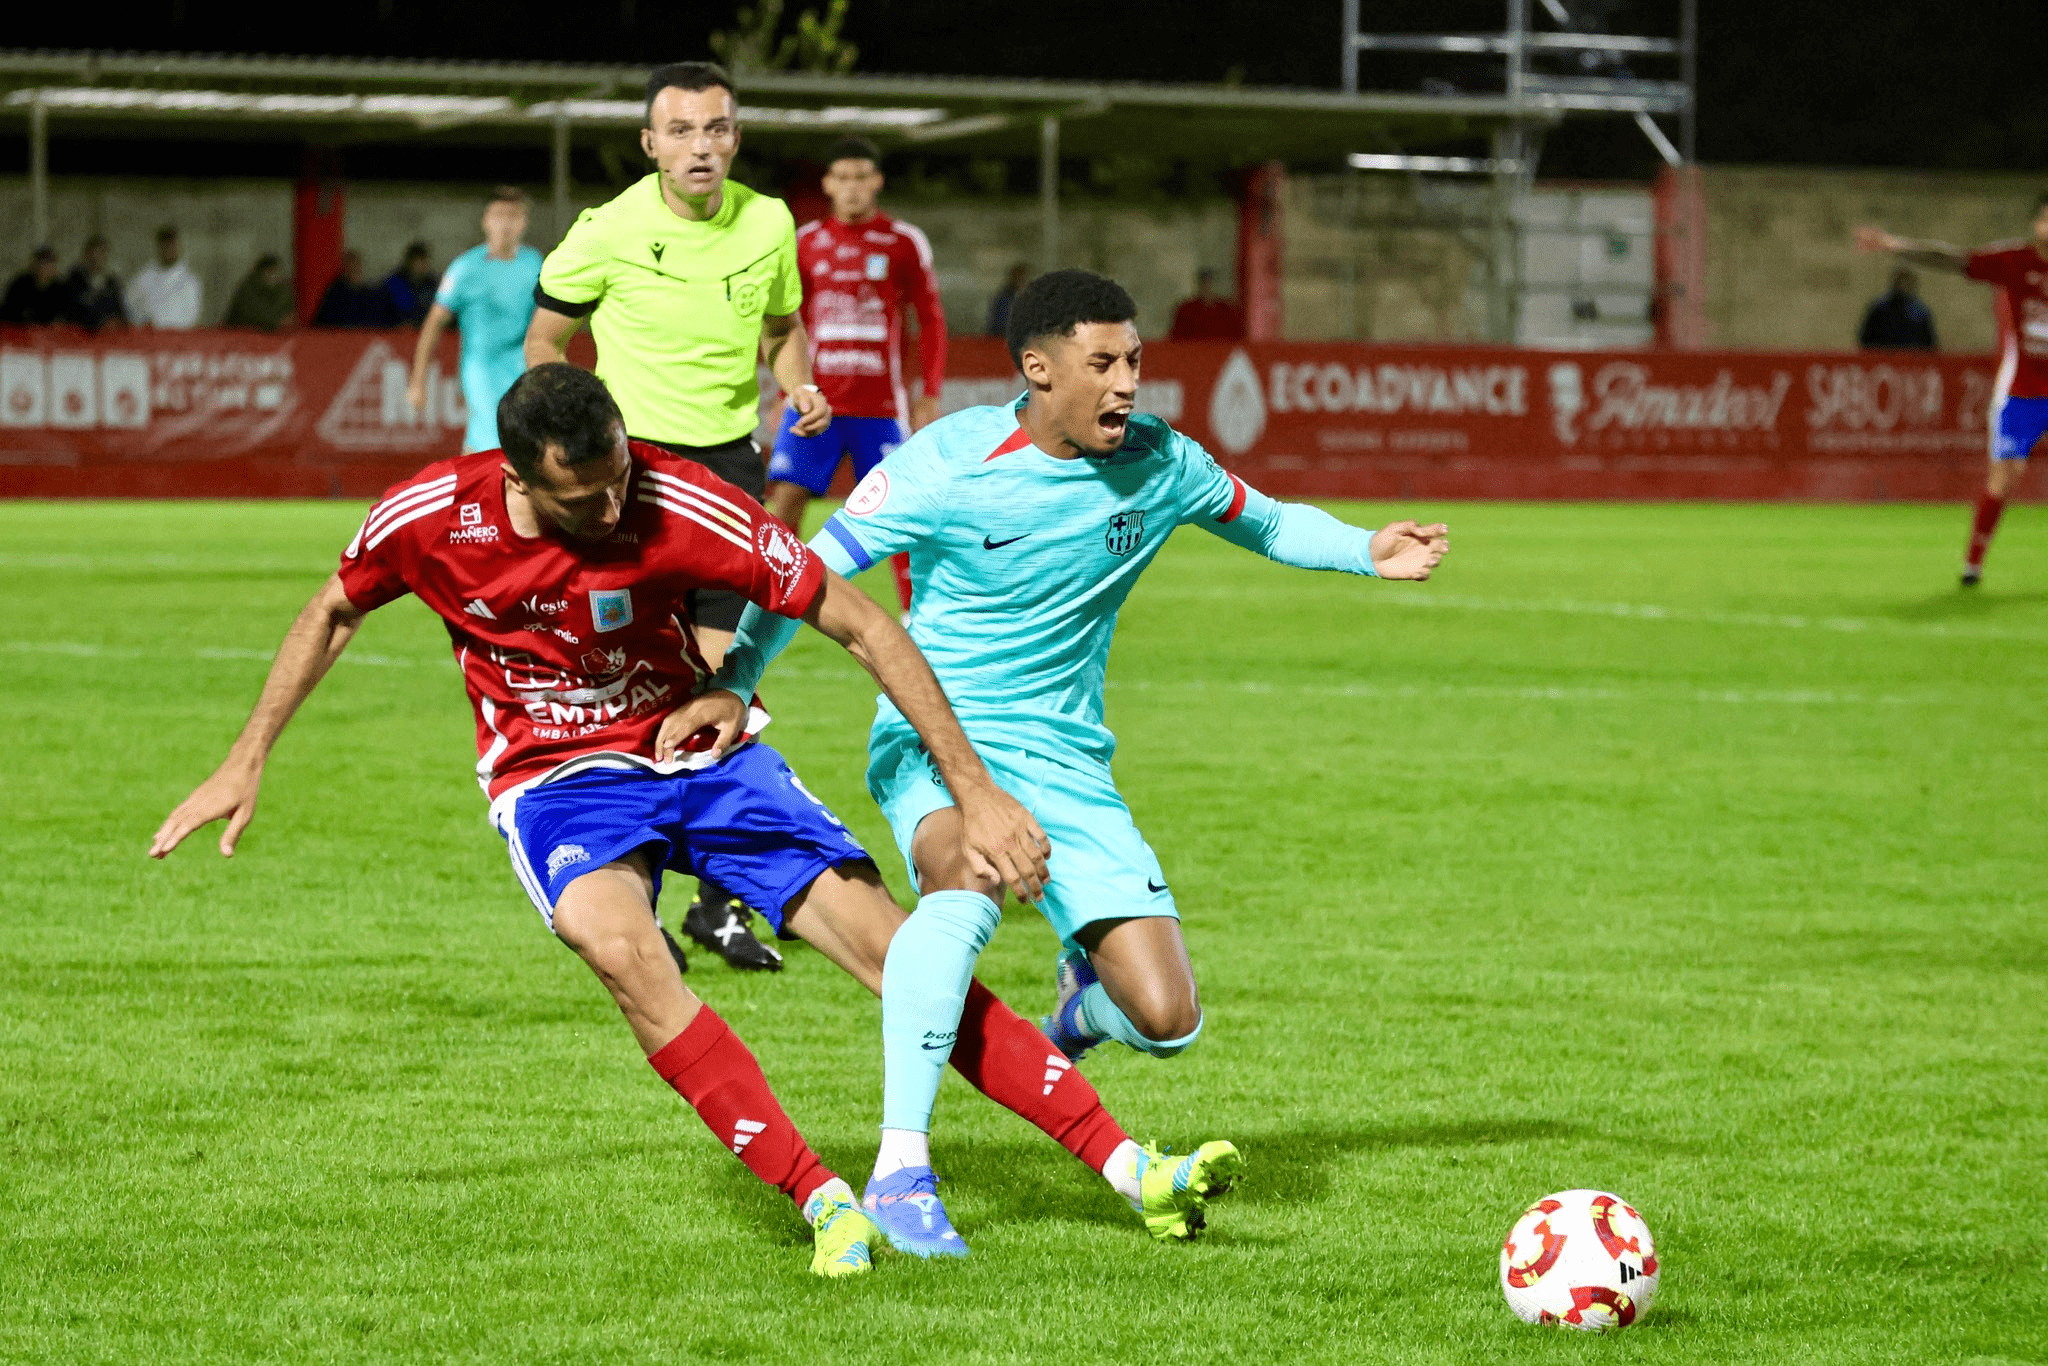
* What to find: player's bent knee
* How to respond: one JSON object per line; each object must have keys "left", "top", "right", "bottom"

{"left": 1135, "top": 1010, "right": 1205, "bottom": 1059}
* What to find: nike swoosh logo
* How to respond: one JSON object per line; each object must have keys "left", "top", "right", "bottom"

{"left": 1147, "top": 879, "right": 1169, "bottom": 893}
{"left": 982, "top": 533, "right": 1027, "bottom": 549}
{"left": 920, "top": 1040, "right": 953, "bottom": 1050}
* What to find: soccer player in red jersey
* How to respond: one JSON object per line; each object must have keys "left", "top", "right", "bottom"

{"left": 1860, "top": 198, "right": 2048, "bottom": 584}
{"left": 766, "top": 136, "right": 947, "bottom": 609}
{"left": 149, "top": 364, "right": 1200, "bottom": 1274}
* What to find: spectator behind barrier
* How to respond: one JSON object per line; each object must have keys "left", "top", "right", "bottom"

{"left": 127, "top": 225, "right": 202, "bottom": 329}
{"left": 383, "top": 241, "right": 439, "bottom": 326}
{"left": 1168, "top": 268, "right": 1245, "bottom": 342}
{"left": 64, "top": 235, "right": 126, "bottom": 329}
{"left": 2, "top": 246, "right": 69, "bottom": 324}
{"left": 314, "top": 250, "right": 400, "bottom": 327}
{"left": 225, "top": 253, "right": 296, "bottom": 331}
{"left": 986, "top": 261, "right": 1029, "bottom": 338}
{"left": 1858, "top": 268, "right": 1938, "bottom": 350}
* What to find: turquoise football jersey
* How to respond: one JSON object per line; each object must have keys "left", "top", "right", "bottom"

{"left": 435, "top": 243, "right": 543, "bottom": 450}
{"left": 818, "top": 398, "right": 1252, "bottom": 765}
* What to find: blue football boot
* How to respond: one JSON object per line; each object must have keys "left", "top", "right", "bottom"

{"left": 862, "top": 1166, "right": 968, "bottom": 1258}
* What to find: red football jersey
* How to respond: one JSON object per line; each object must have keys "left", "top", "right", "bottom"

{"left": 796, "top": 212, "right": 947, "bottom": 420}
{"left": 335, "top": 442, "right": 825, "bottom": 799}
{"left": 1966, "top": 242, "right": 2048, "bottom": 400}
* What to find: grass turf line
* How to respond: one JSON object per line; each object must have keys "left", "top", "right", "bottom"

{"left": 1, "top": 499, "right": 2044, "bottom": 1364}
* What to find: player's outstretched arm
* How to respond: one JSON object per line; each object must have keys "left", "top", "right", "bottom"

{"left": 149, "top": 574, "right": 367, "bottom": 860}
{"left": 1854, "top": 225, "right": 1969, "bottom": 274}
{"left": 406, "top": 303, "right": 455, "bottom": 415}
{"left": 1203, "top": 478, "right": 1448, "bottom": 581}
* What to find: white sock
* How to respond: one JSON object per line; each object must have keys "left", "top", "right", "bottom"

{"left": 872, "top": 1127, "right": 931, "bottom": 1180}
{"left": 1101, "top": 1138, "right": 1144, "bottom": 1206}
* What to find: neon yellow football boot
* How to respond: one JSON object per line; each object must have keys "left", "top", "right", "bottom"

{"left": 804, "top": 1178, "right": 883, "bottom": 1277}
{"left": 1135, "top": 1140, "right": 1247, "bottom": 1241}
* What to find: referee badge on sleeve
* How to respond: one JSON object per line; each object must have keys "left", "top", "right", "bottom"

{"left": 589, "top": 588, "right": 633, "bottom": 633}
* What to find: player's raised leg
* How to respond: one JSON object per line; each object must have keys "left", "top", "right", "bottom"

{"left": 780, "top": 860, "right": 1228, "bottom": 1241}
{"left": 517, "top": 835, "right": 879, "bottom": 1277}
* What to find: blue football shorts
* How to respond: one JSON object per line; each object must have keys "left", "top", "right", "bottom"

{"left": 767, "top": 411, "right": 904, "bottom": 496}
{"left": 865, "top": 723, "right": 1176, "bottom": 951}
{"left": 1993, "top": 395, "right": 2048, "bottom": 461}
{"left": 488, "top": 743, "right": 872, "bottom": 935}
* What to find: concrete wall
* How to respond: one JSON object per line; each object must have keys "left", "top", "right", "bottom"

{"left": 4, "top": 165, "right": 2038, "bottom": 351}
{"left": 1702, "top": 165, "right": 2043, "bottom": 353}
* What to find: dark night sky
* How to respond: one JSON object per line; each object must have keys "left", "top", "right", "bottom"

{"left": 10, "top": 1, "right": 2048, "bottom": 174}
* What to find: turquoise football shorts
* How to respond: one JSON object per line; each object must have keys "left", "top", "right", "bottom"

{"left": 865, "top": 722, "right": 1177, "bottom": 950}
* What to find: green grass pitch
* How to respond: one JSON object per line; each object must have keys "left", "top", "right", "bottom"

{"left": 2, "top": 497, "right": 2045, "bottom": 1364}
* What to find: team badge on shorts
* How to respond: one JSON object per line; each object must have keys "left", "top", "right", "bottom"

{"left": 589, "top": 588, "right": 633, "bottom": 632}
{"left": 1105, "top": 509, "right": 1146, "bottom": 556}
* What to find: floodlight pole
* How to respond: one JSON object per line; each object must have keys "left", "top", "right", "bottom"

{"left": 1341, "top": 0, "right": 1359, "bottom": 93}
{"left": 550, "top": 111, "right": 571, "bottom": 246}
{"left": 29, "top": 90, "right": 49, "bottom": 249}
{"left": 1039, "top": 114, "right": 1060, "bottom": 270}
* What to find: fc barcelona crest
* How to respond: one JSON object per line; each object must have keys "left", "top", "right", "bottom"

{"left": 1105, "top": 509, "right": 1145, "bottom": 557}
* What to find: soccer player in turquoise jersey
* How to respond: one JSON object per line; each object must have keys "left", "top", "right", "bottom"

{"left": 671, "top": 270, "right": 1449, "bottom": 1255}
{"left": 406, "top": 187, "right": 542, "bottom": 453}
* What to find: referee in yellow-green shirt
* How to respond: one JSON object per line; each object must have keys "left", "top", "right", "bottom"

{"left": 523, "top": 59, "right": 830, "bottom": 971}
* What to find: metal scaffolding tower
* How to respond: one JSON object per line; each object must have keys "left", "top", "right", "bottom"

{"left": 1341, "top": 0, "right": 1696, "bottom": 341}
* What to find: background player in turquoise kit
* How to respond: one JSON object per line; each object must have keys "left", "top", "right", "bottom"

{"left": 407, "top": 186, "right": 541, "bottom": 453}
{"left": 679, "top": 269, "right": 1449, "bottom": 1253}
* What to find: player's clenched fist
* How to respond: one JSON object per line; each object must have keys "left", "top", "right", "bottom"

{"left": 1369, "top": 520, "right": 1450, "bottom": 580}
{"left": 150, "top": 759, "right": 262, "bottom": 859}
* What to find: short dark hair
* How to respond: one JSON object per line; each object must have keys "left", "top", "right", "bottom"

{"left": 824, "top": 136, "right": 881, "bottom": 167}
{"left": 489, "top": 185, "right": 529, "bottom": 207}
{"left": 403, "top": 240, "right": 432, "bottom": 265}
{"left": 155, "top": 224, "right": 178, "bottom": 244}
{"left": 1005, "top": 268, "right": 1138, "bottom": 367}
{"left": 2036, "top": 191, "right": 2048, "bottom": 214}
{"left": 645, "top": 61, "right": 736, "bottom": 122}
{"left": 497, "top": 364, "right": 626, "bottom": 481}
{"left": 255, "top": 252, "right": 281, "bottom": 271}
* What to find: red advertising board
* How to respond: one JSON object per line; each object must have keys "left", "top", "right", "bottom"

{"left": 0, "top": 327, "right": 2002, "bottom": 502}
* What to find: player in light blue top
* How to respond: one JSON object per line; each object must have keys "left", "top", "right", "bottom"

{"left": 407, "top": 186, "right": 543, "bottom": 453}
{"left": 671, "top": 270, "right": 1448, "bottom": 1254}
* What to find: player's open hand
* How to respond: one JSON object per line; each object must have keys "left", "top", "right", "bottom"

{"left": 788, "top": 384, "right": 832, "bottom": 438}
{"left": 956, "top": 785, "right": 1052, "bottom": 903}
{"left": 655, "top": 688, "right": 748, "bottom": 764}
{"left": 1369, "top": 520, "right": 1450, "bottom": 580}
{"left": 1854, "top": 225, "right": 1902, "bottom": 254}
{"left": 150, "top": 760, "right": 262, "bottom": 859}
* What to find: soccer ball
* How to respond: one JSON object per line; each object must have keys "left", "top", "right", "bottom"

{"left": 1499, "top": 1189, "right": 1659, "bottom": 1330}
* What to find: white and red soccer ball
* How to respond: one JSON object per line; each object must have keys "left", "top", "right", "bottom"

{"left": 1499, "top": 1189, "right": 1659, "bottom": 1331}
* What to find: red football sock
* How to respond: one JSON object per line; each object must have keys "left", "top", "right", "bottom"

{"left": 1967, "top": 493, "right": 2006, "bottom": 570}
{"left": 890, "top": 552, "right": 914, "bottom": 611}
{"left": 948, "top": 978, "right": 1130, "bottom": 1172}
{"left": 648, "top": 1008, "right": 835, "bottom": 1210}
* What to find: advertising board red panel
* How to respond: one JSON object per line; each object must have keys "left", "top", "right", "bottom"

{"left": 0, "top": 327, "right": 2001, "bottom": 503}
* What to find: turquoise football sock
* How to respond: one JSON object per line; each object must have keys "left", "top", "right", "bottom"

{"left": 880, "top": 890, "right": 1003, "bottom": 1132}
{"left": 1077, "top": 984, "right": 1206, "bottom": 1058}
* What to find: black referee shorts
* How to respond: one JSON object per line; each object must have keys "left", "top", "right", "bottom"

{"left": 634, "top": 433, "right": 768, "bottom": 633}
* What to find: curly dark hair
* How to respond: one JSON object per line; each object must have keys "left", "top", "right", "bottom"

{"left": 497, "top": 364, "right": 624, "bottom": 481}
{"left": 1005, "top": 268, "right": 1138, "bottom": 368}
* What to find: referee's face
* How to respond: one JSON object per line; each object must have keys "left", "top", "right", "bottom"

{"left": 644, "top": 85, "right": 741, "bottom": 208}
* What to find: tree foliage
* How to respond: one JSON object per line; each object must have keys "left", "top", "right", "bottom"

{"left": 710, "top": 0, "right": 858, "bottom": 76}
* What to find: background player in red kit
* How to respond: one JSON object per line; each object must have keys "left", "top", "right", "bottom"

{"left": 767, "top": 136, "right": 947, "bottom": 610}
{"left": 1860, "top": 198, "right": 2048, "bottom": 584}
{"left": 149, "top": 365, "right": 1210, "bottom": 1274}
